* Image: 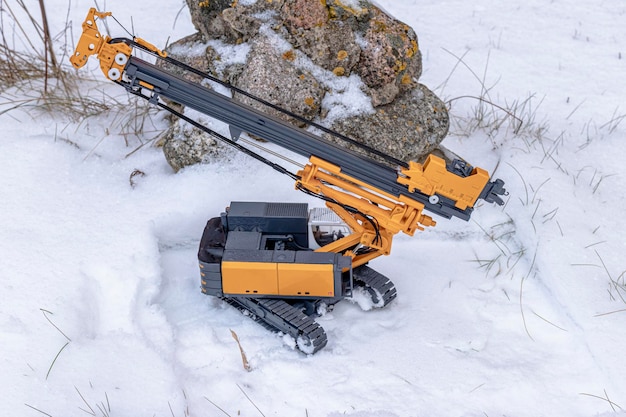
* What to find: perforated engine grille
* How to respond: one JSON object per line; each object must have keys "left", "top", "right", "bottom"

{"left": 265, "top": 202, "right": 308, "bottom": 218}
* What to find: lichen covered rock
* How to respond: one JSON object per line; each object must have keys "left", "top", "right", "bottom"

{"left": 327, "top": 84, "right": 449, "bottom": 163}
{"left": 280, "top": 0, "right": 361, "bottom": 76}
{"left": 156, "top": 33, "right": 213, "bottom": 86}
{"left": 162, "top": 0, "right": 448, "bottom": 170}
{"left": 357, "top": 6, "right": 422, "bottom": 106}
{"left": 233, "top": 37, "right": 324, "bottom": 126}
{"left": 161, "top": 117, "right": 230, "bottom": 172}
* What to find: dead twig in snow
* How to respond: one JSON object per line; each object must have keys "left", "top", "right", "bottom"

{"left": 580, "top": 390, "right": 622, "bottom": 412}
{"left": 237, "top": 384, "right": 266, "bottom": 417}
{"left": 231, "top": 329, "right": 251, "bottom": 372}
{"left": 204, "top": 396, "right": 232, "bottom": 417}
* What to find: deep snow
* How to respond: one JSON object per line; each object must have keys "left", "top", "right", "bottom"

{"left": 1, "top": 1, "right": 625, "bottom": 416}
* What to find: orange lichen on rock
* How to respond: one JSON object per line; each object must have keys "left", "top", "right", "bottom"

{"left": 333, "top": 66, "right": 346, "bottom": 76}
{"left": 282, "top": 50, "right": 296, "bottom": 62}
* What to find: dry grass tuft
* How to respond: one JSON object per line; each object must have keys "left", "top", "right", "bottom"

{"left": 0, "top": 0, "right": 105, "bottom": 119}
{"left": 1, "top": 0, "right": 159, "bottom": 150}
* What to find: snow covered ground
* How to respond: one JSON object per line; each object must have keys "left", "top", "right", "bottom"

{"left": 1, "top": 1, "right": 625, "bottom": 416}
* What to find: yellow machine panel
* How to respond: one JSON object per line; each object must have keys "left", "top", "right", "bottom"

{"left": 278, "top": 263, "right": 335, "bottom": 297}
{"left": 222, "top": 261, "right": 278, "bottom": 295}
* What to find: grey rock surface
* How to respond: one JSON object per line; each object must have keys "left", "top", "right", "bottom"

{"left": 327, "top": 84, "right": 449, "bottom": 163}
{"left": 233, "top": 37, "right": 324, "bottom": 126}
{"left": 280, "top": 0, "right": 361, "bottom": 77}
{"left": 161, "top": 118, "right": 230, "bottom": 172}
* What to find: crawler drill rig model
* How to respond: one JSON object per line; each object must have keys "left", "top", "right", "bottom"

{"left": 71, "top": 9, "right": 506, "bottom": 353}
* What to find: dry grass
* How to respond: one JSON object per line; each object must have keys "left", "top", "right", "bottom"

{"left": 1, "top": 0, "right": 159, "bottom": 150}
{"left": 439, "top": 49, "right": 551, "bottom": 152}
{"left": 0, "top": 0, "right": 100, "bottom": 117}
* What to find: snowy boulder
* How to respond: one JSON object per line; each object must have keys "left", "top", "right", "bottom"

{"left": 233, "top": 36, "right": 325, "bottom": 126}
{"left": 156, "top": 33, "right": 212, "bottom": 84}
{"left": 327, "top": 84, "right": 449, "bottom": 163}
{"left": 356, "top": 4, "right": 423, "bottom": 106}
{"left": 161, "top": 117, "right": 230, "bottom": 173}
{"left": 186, "top": 0, "right": 269, "bottom": 43}
{"left": 279, "top": 0, "right": 362, "bottom": 78}
{"left": 160, "top": 0, "right": 448, "bottom": 170}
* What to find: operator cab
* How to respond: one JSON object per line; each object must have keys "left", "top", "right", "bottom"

{"left": 308, "top": 207, "right": 352, "bottom": 249}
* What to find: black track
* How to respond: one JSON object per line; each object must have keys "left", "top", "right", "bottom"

{"left": 353, "top": 265, "right": 397, "bottom": 307}
{"left": 224, "top": 297, "right": 328, "bottom": 354}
